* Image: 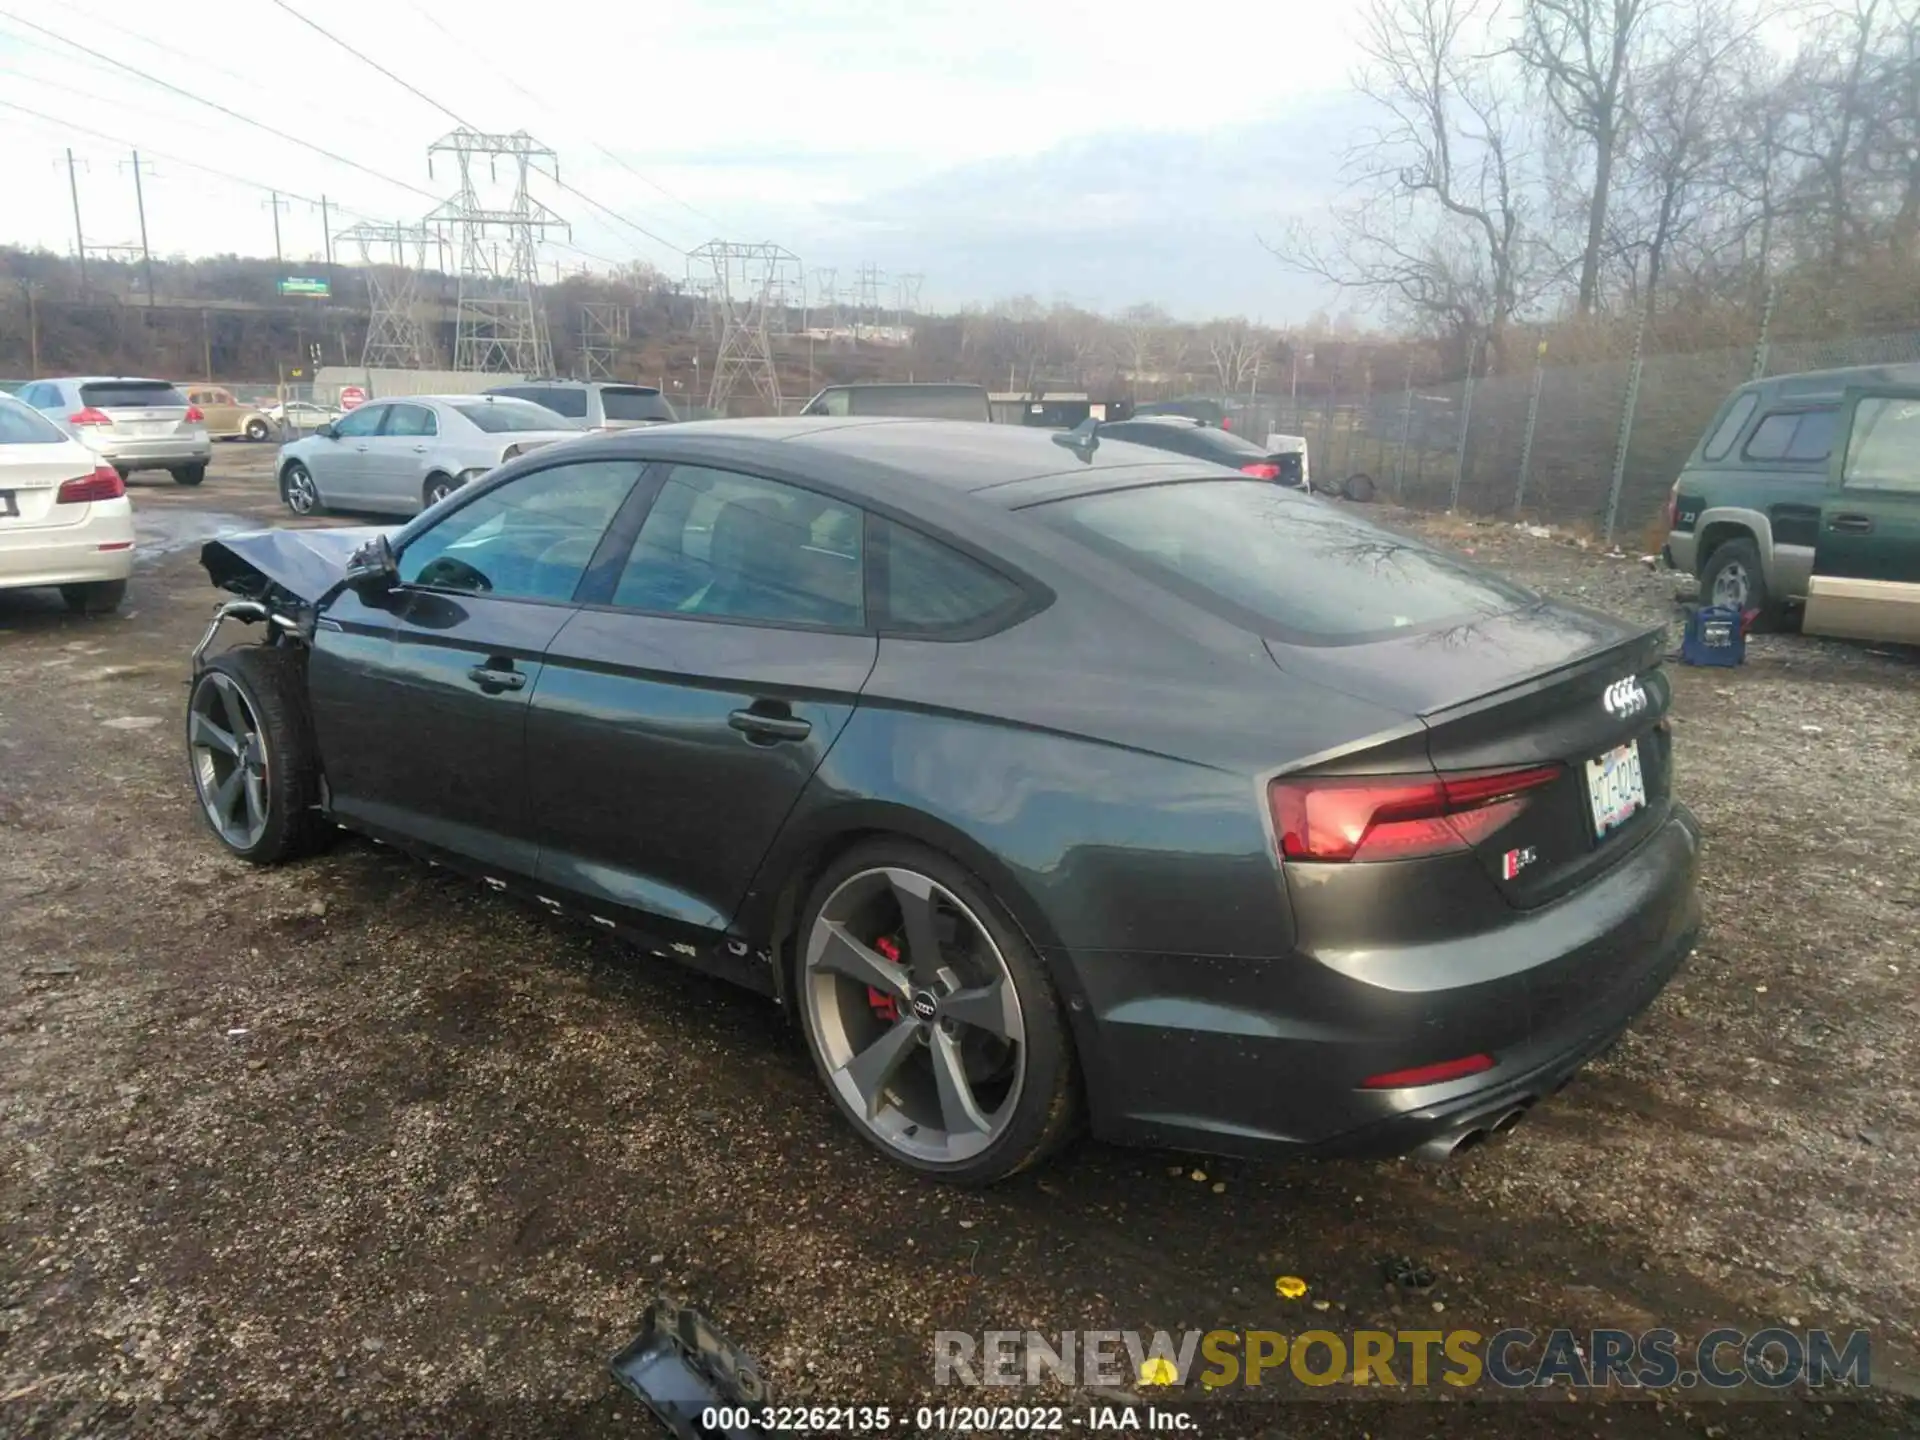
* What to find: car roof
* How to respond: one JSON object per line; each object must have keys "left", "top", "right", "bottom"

{"left": 491, "top": 379, "right": 661, "bottom": 392}
{"left": 597, "top": 416, "right": 1228, "bottom": 508}
{"left": 42, "top": 375, "right": 177, "bottom": 385}
{"left": 1741, "top": 361, "right": 1920, "bottom": 404}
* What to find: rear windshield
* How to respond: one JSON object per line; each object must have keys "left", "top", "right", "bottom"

{"left": 1179, "top": 427, "right": 1268, "bottom": 461}
{"left": 80, "top": 380, "right": 186, "bottom": 409}
{"left": 492, "top": 386, "right": 588, "bottom": 418}
{"left": 601, "top": 387, "right": 677, "bottom": 422}
{"left": 1035, "top": 480, "right": 1536, "bottom": 645}
{"left": 0, "top": 397, "right": 66, "bottom": 444}
{"left": 451, "top": 398, "right": 578, "bottom": 433}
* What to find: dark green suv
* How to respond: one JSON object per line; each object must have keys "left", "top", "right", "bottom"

{"left": 1665, "top": 363, "right": 1920, "bottom": 642}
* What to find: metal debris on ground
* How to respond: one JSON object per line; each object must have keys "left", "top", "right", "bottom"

{"left": 610, "top": 1296, "right": 773, "bottom": 1439}
{"left": 1382, "top": 1255, "right": 1437, "bottom": 1294}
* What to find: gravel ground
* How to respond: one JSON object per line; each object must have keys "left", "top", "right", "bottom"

{"left": 1, "top": 462, "right": 1916, "bottom": 1439}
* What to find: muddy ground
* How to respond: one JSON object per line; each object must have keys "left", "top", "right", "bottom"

{"left": 1, "top": 453, "right": 1916, "bottom": 1439}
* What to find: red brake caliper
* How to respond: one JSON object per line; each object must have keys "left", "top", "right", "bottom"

{"left": 866, "top": 936, "right": 905, "bottom": 1023}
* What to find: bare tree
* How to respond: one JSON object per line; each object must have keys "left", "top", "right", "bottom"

{"left": 1268, "top": 0, "right": 1540, "bottom": 368}
{"left": 1515, "top": 0, "right": 1657, "bottom": 315}
{"left": 1205, "top": 318, "right": 1267, "bottom": 393}
{"left": 1780, "top": 0, "right": 1884, "bottom": 268}
{"left": 1116, "top": 302, "right": 1170, "bottom": 395}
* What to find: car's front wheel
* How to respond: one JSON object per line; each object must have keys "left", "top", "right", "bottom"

{"left": 795, "top": 841, "right": 1080, "bottom": 1184}
{"left": 186, "top": 646, "right": 326, "bottom": 865}
{"left": 281, "top": 461, "right": 322, "bottom": 516}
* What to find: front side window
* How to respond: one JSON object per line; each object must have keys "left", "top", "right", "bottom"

{"left": 332, "top": 405, "right": 387, "bottom": 439}
{"left": 613, "top": 465, "right": 865, "bottom": 628}
{"left": 1035, "top": 479, "right": 1535, "bottom": 645}
{"left": 397, "top": 459, "right": 642, "bottom": 601}
{"left": 805, "top": 388, "right": 852, "bottom": 417}
{"left": 1842, "top": 396, "right": 1920, "bottom": 494}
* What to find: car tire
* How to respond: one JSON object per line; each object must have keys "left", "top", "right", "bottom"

{"left": 281, "top": 461, "right": 323, "bottom": 517}
{"left": 185, "top": 646, "right": 327, "bottom": 865}
{"left": 794, "top": 839, "right": 1080, "bottom": 1185}
{"left": 244, "top": 418, "right": 271, "bottom": 442}
{"left": 1700, "top": 536, "right": 1776, "bottom": 627}
{"left": 60, "top": 579, "right": 126, "bottom": 615}
{"left": 1343, "top": 472, "right": 1378, "bottom": 503}
{"left": 173, "top": 462, "right": 207, "bottom": 487}
{"left": 422, "top": 473, "right": 458, "bottom": 509}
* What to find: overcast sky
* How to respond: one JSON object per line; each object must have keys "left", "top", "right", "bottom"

{"left": 0, "top": 0, "right": 1369, "bottom": 320}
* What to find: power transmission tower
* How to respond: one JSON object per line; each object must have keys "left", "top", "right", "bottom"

{"left": 808, "top": 267, "right": 837, "bottom": 331}
{"left": 851, "top": 262, "right": 886, "bottom": 340}
{"left": 427, "top": 129, "right": 567, "bottom": 375}
{"left": 337, "top": 221, "right": 435, "bottom": 368}
{"left": 687, "top": 241, "right": 803, "bottom": 413}
{"left": 580, "top": 302, "right": 628, "bottom": 380}
{"left": 893, "top": 271, "right": 924, "bottom": 336}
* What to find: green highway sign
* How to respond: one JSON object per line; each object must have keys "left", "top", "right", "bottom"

{"left": 277, "top": 276, "right": 330, "bottom": 297}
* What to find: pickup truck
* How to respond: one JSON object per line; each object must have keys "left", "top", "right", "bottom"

{"left": 1664, "top": 363, "right": 1920, "bottom": 643}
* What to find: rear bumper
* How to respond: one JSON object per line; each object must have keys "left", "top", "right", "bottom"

{"left": 81, "top": 433, "right": 212, "bottom": 468}
{"left": 0, "top": 499, "right": 135, "bottom": 588}
{"left": 1067, "top": 804, "right": 1702, "bottom": 1160}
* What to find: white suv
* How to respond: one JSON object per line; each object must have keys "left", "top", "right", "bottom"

{"left": 14, "top": 376, "right": 213, "bottom": 485}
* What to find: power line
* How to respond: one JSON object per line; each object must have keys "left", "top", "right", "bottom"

{"left": 0, "top": 11, "right": 439, "bottom": 204}
{"left": 262, "top": 0, "right": 474, "bottom": 130}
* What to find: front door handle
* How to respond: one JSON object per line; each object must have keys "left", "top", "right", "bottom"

{"left": 728, "top": 707, "right": 811, "bottom": 743}
{"left": 1829, "top": 513, "right": 1875, "bottom": 533}
{"left": 467, "top": 664, "right": 527, "bottom": 693}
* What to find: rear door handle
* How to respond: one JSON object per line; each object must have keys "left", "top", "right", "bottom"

{"left": 467, "top": 664, "right": 527, "bottom": 693}
{"left": 411, "top": 445, "right": 428, "bottom": 453}
{"left": 1829, "top": 513, "right": 1875, "bottom": 533}
{"left": 728, "top": 707, "right": 811, "bottom": 742}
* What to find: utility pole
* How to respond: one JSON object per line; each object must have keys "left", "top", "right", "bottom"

{"left": 124, "top": 151, "right": 155, "bottom": 307}
{"left": 66, "top": 149, "right": 87, "bottom": 291}
{"left": 319, "top": 196, "right": 333, "bottom": 268}
{"left": 264, "top": 191, "right": 288, "bottom": 268}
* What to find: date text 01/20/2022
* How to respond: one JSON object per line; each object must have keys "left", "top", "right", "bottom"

{"left": 696, "top": 1405, "right": 1195, "bottom": 1432}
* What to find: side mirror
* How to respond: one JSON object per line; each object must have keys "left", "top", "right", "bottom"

{"left": 342, "top": 534, "right": 399, "bottom": 594}
{"left": 316, "top": 422, "right": 338, "bottom": 440}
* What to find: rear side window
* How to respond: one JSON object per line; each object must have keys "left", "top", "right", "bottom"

{"left": 600, "top": 387, "right": 676, "bottom": 422}
{"left": 80, "top": 381, "right": 186, "bottom": 409}
{"left": 1035, "top": 480, "right": 1535, "bottom": 645}
{"left": 1701, "top": 393, "right": 1758, "bottom": 461}
{"left": 523, "top": 387, "right": 589, "bottom": 419}
{"left": 872, "top": 517, "right": 1026, "bottom": 634}
{"left": 1743, "top": 408, "right": 1836, "bottom": 463}
{"left": 0, "top": 397, "right": 66, "bottom": 443}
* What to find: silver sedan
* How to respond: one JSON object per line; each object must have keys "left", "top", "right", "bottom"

{"left": 273, "top": 395, "right": 584, "bottom": 517}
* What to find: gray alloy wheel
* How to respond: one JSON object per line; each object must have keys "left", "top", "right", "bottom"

{"left": 1709, "top": 557, "right": 1751, "bottom": 608}
{"left": 245, "top": 417, "right": 271, "bottom": 441}
{"left": 803, "top": 866, "right": 1028, "bottom": 1167}
{"left": 282, "top": 462, "right": 319, "bottom": 516}
{"left": 188, "top": 670, "right": 271, "bottom": 851}
{"left": 423, "top": 474, "right": 456, "bottom": 508}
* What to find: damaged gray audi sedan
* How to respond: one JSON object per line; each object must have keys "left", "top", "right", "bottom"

{"left": 186, "top": 418, "right": 1700, "bottom": 1184}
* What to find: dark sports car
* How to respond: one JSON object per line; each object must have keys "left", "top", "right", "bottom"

{"left": 186, "top": 418, "right": 1700, "bottom": 1184}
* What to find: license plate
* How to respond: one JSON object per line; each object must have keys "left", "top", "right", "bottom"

{"left": 0, "top": 490, "right": 16, "bottom": 518}
{"left": 1585, "top": 740, "right": 1646, "bottom": 838}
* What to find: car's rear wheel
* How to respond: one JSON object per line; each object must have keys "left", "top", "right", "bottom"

{"left": 245, "top": 418, "right": 271, "bottom": 441}
{"left": 186, "top": 646, "right": 326, "bottom": 865}
{"left": 423, "top": 473, "right": 457, "bottom": 508}
{"left": 1343, "top": 472, "right": 1377, "bottom": 502}
{"left": 281, "top": 461, "right": 322, "bottom": 517}
{"left": 796, "top": 841, "right": 1079, "bottom": 1184}
{"left": 173, "top": 462, "right": 207, "bottom": 486}
{"left": 1701, "top": 535, "right": 1776, "bottom": 627}
{"left": 61, "top": 579, "right": 125, "bottom": 615}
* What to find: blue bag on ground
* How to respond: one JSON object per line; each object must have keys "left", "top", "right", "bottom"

{"left": 1681, "top": 604, "right": 1746, "bottom": 667}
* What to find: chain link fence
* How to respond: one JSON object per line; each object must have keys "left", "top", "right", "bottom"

{"left": 1220, "top": 327, "right": 1920, "bottom": 542}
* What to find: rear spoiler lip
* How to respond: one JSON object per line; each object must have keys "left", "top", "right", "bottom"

{"left": 1412, "top": 620, "right": 1667, "bottom": 724}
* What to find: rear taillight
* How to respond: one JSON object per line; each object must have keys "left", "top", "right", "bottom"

{"left": 185, "top": 405, "right": 205, "bottom": 423}
{"left": 1240, "top": 462, "right": 1281, "bottom": 479}
{"left": 56, "top": 465, "right": 126, "bottom": 504}
{"left": 1269, "top": 765, "right": 1562, "bottom": 862}
{"left": 68, "top": 407, "right": 113, "bottom": 427}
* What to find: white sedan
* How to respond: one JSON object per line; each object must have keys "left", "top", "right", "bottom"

{"left": 0, "top": 392, "right": 134, "bottom": 613}
{"left": 273, "top": 395, "right": 584, "bottom": 517}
